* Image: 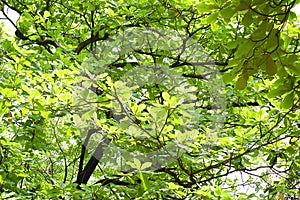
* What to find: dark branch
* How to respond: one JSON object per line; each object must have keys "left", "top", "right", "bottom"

{"left": 75, "top": 32, "right": 109, "bottom": 54}
{"left": 75, "top": 135, "right": 111, "bottom": 187}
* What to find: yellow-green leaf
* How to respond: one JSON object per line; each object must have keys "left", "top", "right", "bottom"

{"left": 44, "top": 11, "right": 51, "bottom": 18}
{"left": 140, "top": 162, "right": 152, "bottom": 170}
{"left": 168, "top": 182, "right": 182, "bottom": 190}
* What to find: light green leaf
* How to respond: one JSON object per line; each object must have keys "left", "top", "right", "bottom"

{"left": 162, "top": 92, "right": 170, "bottom": 102}
{"left": 168, "top": 182, "right": 182, "bottom": 190}
{"left": 140, "top": 162, "right": 152, "bottom": 170}
{"left": 133, "top": 158, "right": 141, "bottom": 169}
{"left": 44, "top": 11, "right": 51, "bottom": 18}
{"left": 215, "top": 185, "right": 222, "bottom": 195}
{"left": 197, "top": 3, "right": 218, "bottom": 12}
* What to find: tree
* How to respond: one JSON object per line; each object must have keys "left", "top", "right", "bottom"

{"left": 0, "top": 0, "right": 299, "bottom": 199}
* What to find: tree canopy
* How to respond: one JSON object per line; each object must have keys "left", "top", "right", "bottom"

{"left": 0, "top": 0, "right": 300, "bottom": 199}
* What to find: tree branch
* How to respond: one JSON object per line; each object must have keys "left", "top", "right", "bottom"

{"left": 75, "top": 135, "right": 111, "bottom": 187}
{"left": 75, "top": 32, "right": 109, "bottom": 54}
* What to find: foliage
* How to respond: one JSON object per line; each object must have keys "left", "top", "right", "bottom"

{"left": 0, "top": 0, "right": 300, "bottom": 199}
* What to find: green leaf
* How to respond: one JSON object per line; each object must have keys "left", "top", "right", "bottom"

{"left": 44, "top": 11, "right": 51, "bottom": 18}
{"left": 133, "top": 158, "right": 141, "bottom": 169}
{"left": 286, "top": 64, "right": 300, "bottom": 76}
{"left": 206, "top": 12, "right": 219, "bottom": 24}
{"left": 226, "top": 41, "right": 238, "bottom": 49}
{"left": 266, "top": 55, "right": 277, "bottom": 75}
{"left": 277, "top": 64, "right": 289, "bottom": 77}
{"left": 222, "top": 72, "right": 236, "bottom": 83}
{"left": 281, "top": 92, "right": 294, "bottom": 109}
{"left": 242, "top": 11, "right": 253, "bottom": 26}
{"left": 215, "top": 185, "right": 222, "bottom": 195}
{"left": 289, "top": 11, "right": 297, "bottom": 20}
{"left": 140, "top": 162, "right": 152, "bottom": 170}
{"left": 236, "top": 2, "right": 249, "bottom": 11}
{"left": 268, "top": 85, "right": 289, "bottom": 98}
{"left": 220, "top": 6, "right": 236, "bottom": 19}
{"left": 266, "top": 30, "right": 278, "bottom": 52}
{"left": 235, "top": 74, "right": 248, "bottom": 90}
{"left": 197, "top": 3, "right": 218, "bottom": 12}
{"left": 162, "top": 92, "right": 170, "bottom": 102}
{"left": 168, "top": 182, "right": 182, "bottom": 190}
{"left": 235, "top": 39, "right": 254, "bottom": 58}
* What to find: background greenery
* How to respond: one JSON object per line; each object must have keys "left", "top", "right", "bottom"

{"left": 0, "top": 0, "right": 300, "bottom": 199}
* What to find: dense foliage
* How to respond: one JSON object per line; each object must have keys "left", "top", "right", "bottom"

{"left": 0, "top": 0, "right": 300, "bottom": 199}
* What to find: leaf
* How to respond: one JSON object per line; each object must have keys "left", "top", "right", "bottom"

{"left": 162, "top": 92, "right": 170, "bottom": 102}
{"left": 222, "top": 72, "right": 236, "bottom": 83}
{"left": 235, "top": 74, "right": 248, "bottom": 90}
{"left": 168, "top": 182, "right": 182, "bottom": 190}
{"left": 196, "top": 3, "right": 211, "bottom": 12}
{"left": 44, "top": 11, "right": 51, "bottom": 18}
{"left": 133, "top": 158, "right": 141, "bottom": 169}
{"left": 286, "top": 64, "right": 300, "bottom": 76}
{"left": 242, "top": 11, "right": 253, "bottom": 26}
{"left": 235, "top": 39, "right": 254, "bottom": 58}
{"left": 206, "top": 12, "right": 218, "bottom": 24}
{"left": 197, "top": 3, "right": 218, "bottom": 12}
{"left": 126, "top": 158, "right": 141, "bottom": 170}
{"left": 220, "top": 6, "right": 236, "bottom": 19}
{"left": 251, "top": 26, "right": 267, "bottom": 41}
{"left": 268, "top": 85, "right": 289, "bottom": 98}
{"left": 119, "top": 118, "right": 131, "bottom": 129}
{"left": 276, "top": 64, "right": 288, "bottom": 77}
{"left": 281, "top": 92, "right": 294, "bottom": 110}
{"left": 140, "top": 162, "right": 152, "bottom": 170}
{"left": 215, "top": 186, "right": 222, "bottom": 195}
{"left": 236, "top": 2, "right": 249, "bottom": 11}
{"left": 267, "top": 30, "right": 279, "bottom": 49}
{"left": 266, "top": 55, "right": 277, "bottom": 75}
{"left": 288, "top": 11, "right": 297, "bottom": 20}
{"left": 226, "top": 41, "right": 238, "bottom": 49}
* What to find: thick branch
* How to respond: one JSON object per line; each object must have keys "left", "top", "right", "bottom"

{"left": 75, "top": 32, "right": 109, "bottom": 54}
{"left": 75, "top": 136, "right": 111, "bottom": 187}
{"left": 76, "top": 129, "right": 98, "bottom": 178}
